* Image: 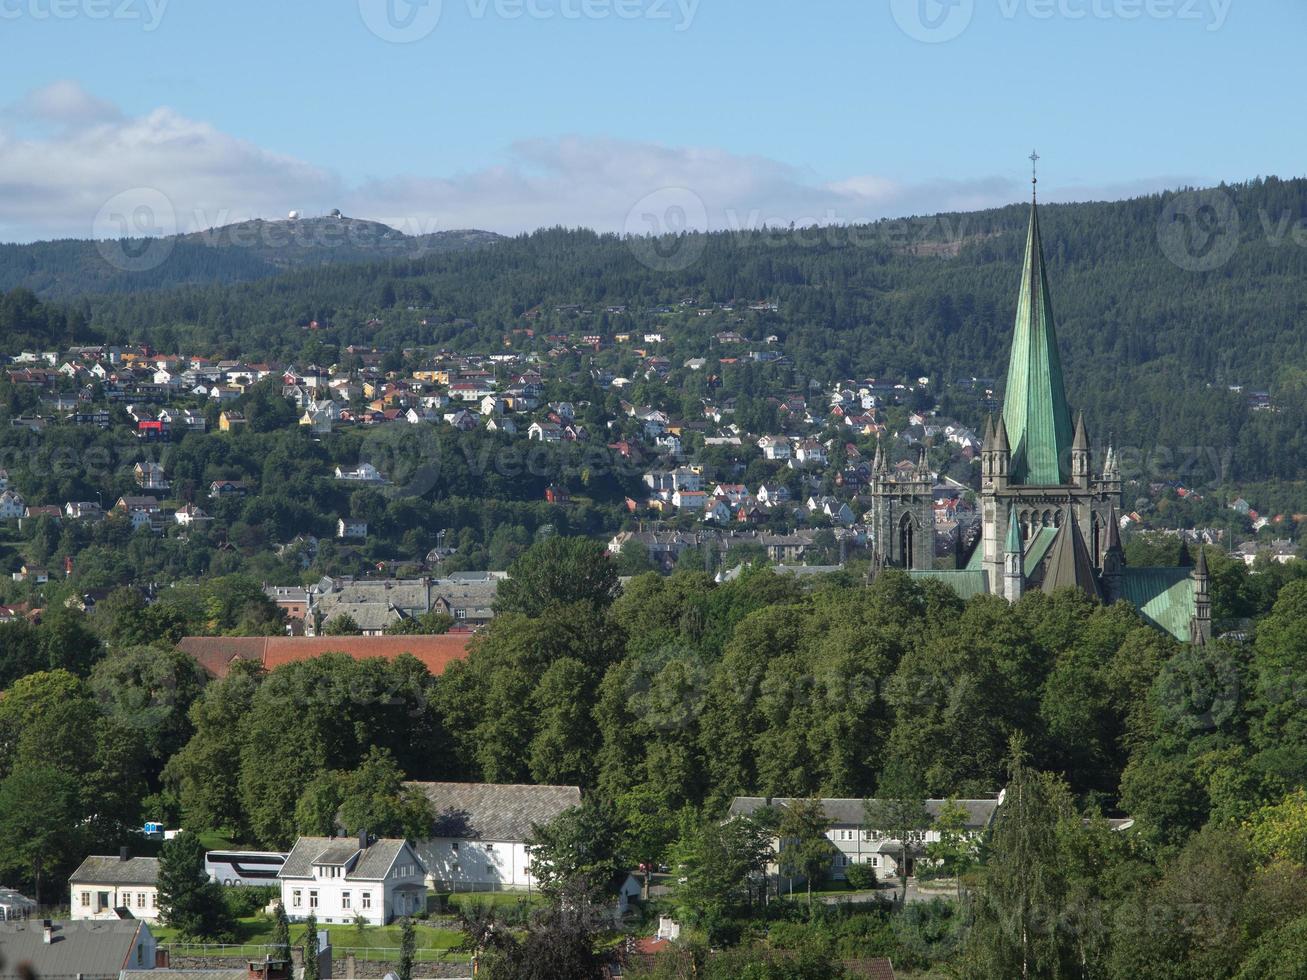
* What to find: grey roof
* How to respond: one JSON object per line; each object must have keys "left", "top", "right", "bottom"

{"left": 406, "top": 782, "right": 581, "bottom": 842}
{"left": 123, "top": 972, "right": 246, "bottom": 980}
{"left": 0, "top": 920, "right": 148, "bottom": 980}
{"left": 727, "top": 797, "right": 1000, "bottom": 831}
{"left": 69, "top": 856, "right": 160, "bottom": 886}
{"left": 1040, "top": 512, "right": 1101, "bottom": 600}
{"left": 278, "top": 837, "right": 418, "bottom": 881}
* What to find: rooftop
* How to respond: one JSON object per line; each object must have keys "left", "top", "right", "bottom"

{"left": 405, "top": 782, "right": 582, "bottom": 842}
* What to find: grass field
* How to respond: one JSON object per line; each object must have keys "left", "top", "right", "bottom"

{"left": 154, "top": 917, "right": 469, "bottom": 963}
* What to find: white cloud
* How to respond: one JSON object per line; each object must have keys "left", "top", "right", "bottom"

{"left": 0, "top": 83, "right": 1195, "bottom": 243}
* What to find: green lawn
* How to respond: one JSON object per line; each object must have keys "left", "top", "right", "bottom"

{"left": 436, "top": 891, "right": 546, "bottom": 911}
{"left": 155, "top": 917, "right": 469, "bottom": 963}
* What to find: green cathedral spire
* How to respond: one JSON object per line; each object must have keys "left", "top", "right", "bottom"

{"left": 1001, "top": 190, "right": 1075, "bottom": 485}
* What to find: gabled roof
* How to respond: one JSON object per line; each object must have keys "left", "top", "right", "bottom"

{"left": 0, "top": 920, "right": 148, "bottom": 980}
{"left": 405, "top": 782, "right": 581, "bottom": 842}
{"left": 727, "top": 796, "right": 1000, "bottom": 831}
{"left": 69, "top": 855, "right": 160, "bottom": 885}
{"left": 177, "top": 634, "right": 472, "bottom": 679}
{"left": 1001, "top": 198, "right": 1074, "bottom": 485}
{"left": 279, "top": 837, "right": 419, "bottom": 881}
{"left": 1041, "top": 513, "right": 1101, "bottom": 599}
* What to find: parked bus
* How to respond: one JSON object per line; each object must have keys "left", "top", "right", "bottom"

{"left": 204, "top": 851, "right": 287, "bottom": 887}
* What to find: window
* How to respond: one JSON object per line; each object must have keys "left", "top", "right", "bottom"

{"left": 309, "top": 890, "right": 319, "bottom": 909}
{"left": 342, "top": 892, "right": 351, "bottom": 910}
{"left": 97, "top": 892, "right": 110, "bottom": 911}
{"left": 123, "top": 893, "right": 132, "bottom": 907}
{"left": 292, "top": 890, "right": 302, "bottom": 908}
{"left": 138, "top": 894, "right": 146, "bottom": 909}
{"left": 451, "top": 842, "right": 459, "bottom": 852}
{"left": 871, "top": 858, "right": 879, "bottom": 867}
{"left": 486, "top": 865, "right": 494, "bottom": 876}
{"left": 80, "top": 892, "right": 90, "bottom": 907}
{"left": 361, "top": 892, "right": 372, "bottom": 910}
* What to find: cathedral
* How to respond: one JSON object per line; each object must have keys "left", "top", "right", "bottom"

{"left": 867, "top": 178, "right": 1212, "bottom": 645}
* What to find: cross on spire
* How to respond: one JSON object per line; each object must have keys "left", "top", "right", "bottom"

{"left": 1030, "top": 149, "right": 1040, "bottom": 199}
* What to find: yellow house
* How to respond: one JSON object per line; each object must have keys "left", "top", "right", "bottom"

{"left": 218, "top": 411, "right": 247, "bottom": 432}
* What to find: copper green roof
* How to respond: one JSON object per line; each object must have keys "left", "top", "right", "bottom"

{"left": 1023, "top": 527, "right": 1061, "bottom": 577}
{"left": 909, "top": 569, "right": 990, "bottom": 601}
{"left": 1005, "top": 509, "right": 1023, "bottom": 553}
{"left": 1120, "top": 567, "right": 1196, "bottom": 643}
{"left": 1002, "top": 200, "right": 1075, "bottom": 485}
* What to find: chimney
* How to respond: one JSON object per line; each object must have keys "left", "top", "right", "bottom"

{"left": 42, "top": 920, "right": 53, "bottom": 944}
{"left": 120, "top": 846, "right": 130, "bottom": 862}
{"left": 358, "top": 828, "right": 368, "bottom": 851}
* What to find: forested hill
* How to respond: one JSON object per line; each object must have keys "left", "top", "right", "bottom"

{"left": 0, "top": 218, "right": 502, "bottom": 298}
{"left": 15, "top": 175, "right": 1307, "bottom": 478}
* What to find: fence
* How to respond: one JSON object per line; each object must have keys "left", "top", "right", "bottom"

{"left": 159, "top": 943, "right": 471, "bottom": 964}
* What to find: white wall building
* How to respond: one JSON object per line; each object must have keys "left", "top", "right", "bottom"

{"left": 727, "top": 796, "right": 1001, "bottom": 883}
{"left": 68, "top": 854, "right": 161, "bottom": 922}
{"left": 407, "top": 782, "right": 581, "bottom": 893}
{"left": 278, "top": 833, "right": 427, "bottom": 925}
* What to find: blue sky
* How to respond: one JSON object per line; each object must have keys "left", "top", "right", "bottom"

{"left": 2, "top": 0, "right": 1304, "bottom": 240}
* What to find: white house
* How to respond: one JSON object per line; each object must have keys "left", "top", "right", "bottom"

{"left": 0, "top": 490, "right": 26, "bottom": 520}
{"left": 336, "top": 463, "right": 386, "bottom": 484}
{"left": 529, "top": 421, "right": 564, "bottom": 443}
{"left": 278, "top": 833, "right": 427, "bottom": 925}
{"left": 727, "top": 797, "right": 1000, "bottom": 883}
{"left": 69, "top": 853, "right": 161, "bottom": 922}
{"left": 175, "top": 504, "right": 212, "bottom": 528}
{"left": 407, "top": 782, "right": 581, "bottom": 892}
{"left": 757, "top": 436, "right": 791, "bottom": 461}
{"left": 337, "top": 518, "right": 368, "bottom": 540}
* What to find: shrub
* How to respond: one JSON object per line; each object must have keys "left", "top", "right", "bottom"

{"left": 844, "top": 864, "right": 877, "bottom": 890}
{"left": 224, "top": 886, "right": 279, "bottom": 918}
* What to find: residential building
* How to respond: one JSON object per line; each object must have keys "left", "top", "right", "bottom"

{"left": 69, "top": 853, "right": 161, "bottom": 922}
{"left": 0, "top": 920, "right": 157, "bottom": 978}
{"left": 337, "top": 518, "right": 368, "bottom": 540}
{"left": 278, "top": 832, "right": 426, "bottom": 925}
{"left": 407, "top": 782, "right": 581, "bottom": 892}
{"left": 0, "top": 490, "right": 26, "bottom": 519}
{"left": 174, "top": 504, "right": 212, "bottom": 528}
{"left": 134, "top": 462, "right": 169, "bottom": 491}
{"left": 727, "top": 797, "right": 1000, "bottom": 883}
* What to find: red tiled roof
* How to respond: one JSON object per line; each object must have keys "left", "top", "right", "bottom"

{"left": 178, "top": 634, "right": 473, "bottom": 678}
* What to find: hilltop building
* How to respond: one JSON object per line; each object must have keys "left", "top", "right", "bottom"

{"left": 866, "top": 180, "right": 1211, "bottom": 644}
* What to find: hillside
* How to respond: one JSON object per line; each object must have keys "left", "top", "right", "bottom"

{"left": 0, "top": 217, "right": 502, "bottom": 298}
{"left": 9, "top": 176, "right": 1307, "bottom": 480}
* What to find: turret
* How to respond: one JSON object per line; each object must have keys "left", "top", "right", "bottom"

{"left": 1071, "top": 411, "right": 1090, "bottom": 489}
{"left": 1190, "top": 544, "right": 1212, "bottom": 646}
{"left": 981, "top": 415, "right": 995, "bottom": 483}
{"left": 993, "top": 416, "right": 1011, "bottom": 490}
{"left": 1101, "top": 506, "right": 1124, "bottom": 602}
{"left": 1004, "top": 508, "right": 1024, "bottom": 603}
